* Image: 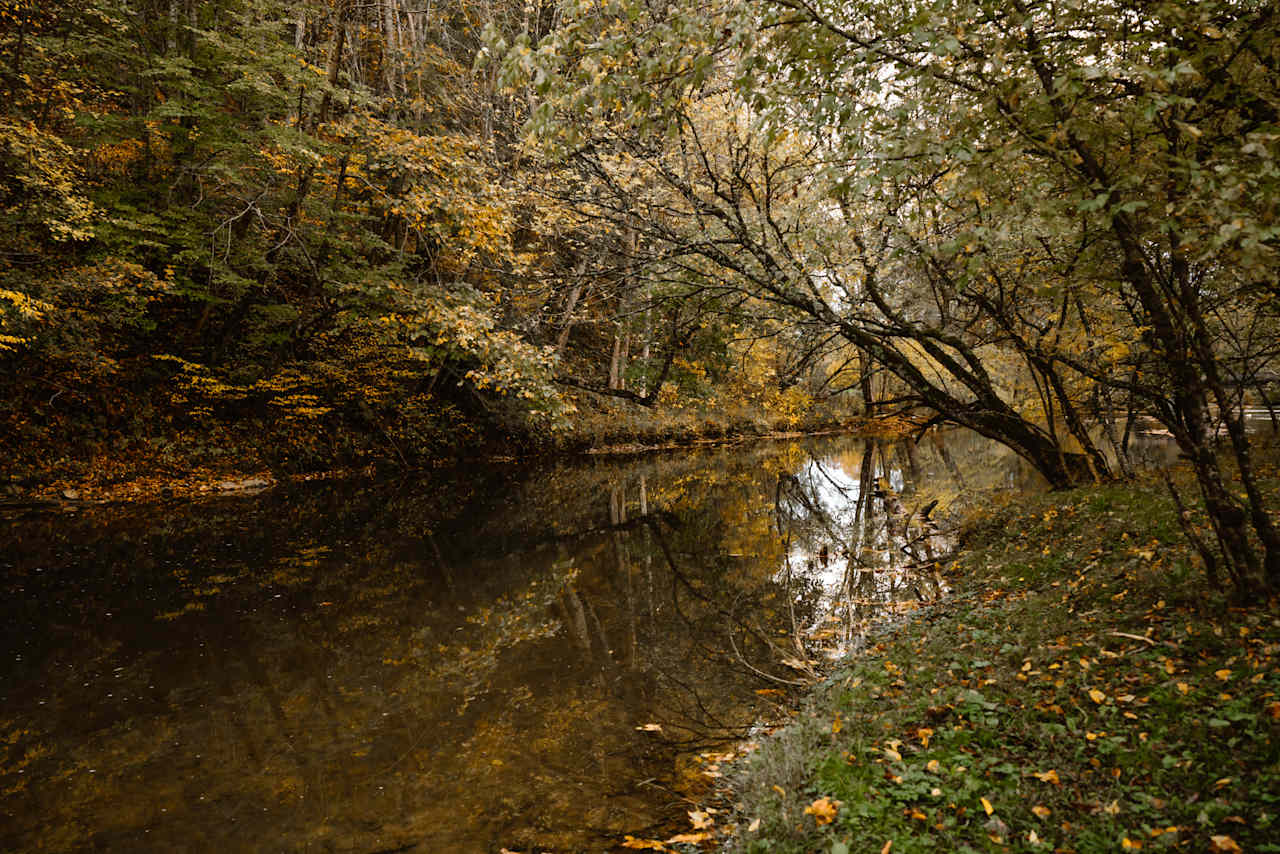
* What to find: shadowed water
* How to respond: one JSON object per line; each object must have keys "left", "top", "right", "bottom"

{"left": 0, "top": 430, "right": 1113, "bottom": 852}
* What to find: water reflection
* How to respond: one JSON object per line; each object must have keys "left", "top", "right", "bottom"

{"left": 0, "top": 430, "right": 1046, "bottom": 852}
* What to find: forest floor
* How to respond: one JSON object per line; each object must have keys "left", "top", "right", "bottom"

{"left": 692, "top": 449, "right": 1280, "bottom": 854}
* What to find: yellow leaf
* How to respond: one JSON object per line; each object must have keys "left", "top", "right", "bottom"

{"left": 1122, "top": 838, "right": 1143, "bottom": 849}
{"left": 688, "top": 810, "right": 714, "bottom": 829}
{"left": 621, "top": 836, "right": 668, "bottom": 850}
{"left": 884, "top": 747, "right": 903, "bottom": 762}
{"left": 1031, "top": 805, "right": 1051, "bottom": 818}
{"left": 1210, "top": 836, "right": 1242, "bottom": 853}
{"left": 832, "top": 714, "right": 843, "bottom": 734}
{"left": 1034, "top": 769, "right": 1061, "bottom": 785}
{"left": 1177, "top": 682, "right": 1191, "bottom": 694}
{"left": 636, "top": 723, "right": 663, "bottom": 732}
{"left": 1088, "top": 688, "right": 1107, "bottom": 704}
{"left": 926, "top": 759, "right": 941, "bottom": 773}
{"left": 1215, "top": 669, "right": 1233, "bottom": 682}
{"left": 665, "top": 832, "right": 712, "bottom": 844}
{"left": 981, "top": 797, "right": 994, "bottom": 815}
{"left": 804, "top": 797, "right": 841, "bottom": 826}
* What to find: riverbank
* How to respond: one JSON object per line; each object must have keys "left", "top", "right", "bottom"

{"left": 2, "top": 401, "right": 893, "bottom": 507}
{"left": 716, "top": 456, "right": 1280, "bottom": 854}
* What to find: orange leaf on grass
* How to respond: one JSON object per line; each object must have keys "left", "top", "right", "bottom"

{"left": 804, "top": 797, "right": 841, "bottom": 826}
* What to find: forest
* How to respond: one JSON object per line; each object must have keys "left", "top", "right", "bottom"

{"left": 1, "top": 0, "right": 1278, "bottom": 596}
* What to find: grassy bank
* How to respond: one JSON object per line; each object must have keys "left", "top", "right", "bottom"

{"left": 545, "top": 391, "right": 866, "bottom": 455}
{"left": 723, "top": 461, "right": 1280, "bottom": 854}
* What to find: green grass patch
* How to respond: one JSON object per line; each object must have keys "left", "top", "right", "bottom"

{"left": 725, "top": 464, "right": 1280, "bottom": 854}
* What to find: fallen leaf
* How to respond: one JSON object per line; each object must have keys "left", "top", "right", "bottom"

{"left": 1209, "top": 835, "right": 1242, "bottom": 853}
{"left": 1088, "top": 688, "right": 1107, "bottom": 704}
{"left": 635, "top": 723, "right": 663, "bottom": 732}
{"left": 879, "top": 841, "right": 893, "bottom": 854}
{"left": 665, "top": 832, "right": 712, "bottom": 844}
{"left": 1177, "top": 682, "right": 1191, "bottom": 694}
{"left": 884, "top": 746, "right": 903, "bottom": 762}
{"left": 926, "top": 759, "right": 941, "bottom": 773}
{"left": 1031, "top": 805, "right": 1051, "bottom": 818}
{"left": 621, "top": 836, "right": 667, "bottom": 850}
{"left": 688, "top": 810, "right": 713, "bottom": 829}
{"left": 832, "top": 714, "right": 843, "bottom": 734}
{"left": 747, "top": 818, "right": 761, "bottom": 833}
{"left": 1034, "top": 769, "right": 1061, "bottom": 785}
{"left": 1122, "top": 837, "right": 1143, "bottom": 849}
{"left": 1215, "top": 669, "right": 1233, "bottom": 682}
{"left": 804, "top": 797, "right": 841, "bottom": 826}
{"left": 981, "top": 797, "right": 994, "bottom": 816}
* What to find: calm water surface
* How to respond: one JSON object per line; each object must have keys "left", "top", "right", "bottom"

{"left": 0, "top": 431, "right": 1078, "bottom": 852}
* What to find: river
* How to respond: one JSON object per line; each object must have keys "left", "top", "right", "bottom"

{"left": 0, "top": 429, "right": 1169, "bottom": 852}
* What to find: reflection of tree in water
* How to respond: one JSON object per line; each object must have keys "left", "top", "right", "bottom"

{"left": 770, "top": 430, "right": 1038, "bottom": 663}
{"left": 0, "top": 431, "right": 1042, "bottom": 852}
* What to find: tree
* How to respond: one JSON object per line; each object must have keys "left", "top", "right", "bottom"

{"left": 0, "top": 0, "right": 573, "bottom": 471}
{"left": 494, "top": 0, "right": 1280, "bottom": 591}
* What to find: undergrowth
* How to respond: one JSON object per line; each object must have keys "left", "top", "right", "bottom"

{"left": 723, "top": 461, "right": 1280, "bottom": 854}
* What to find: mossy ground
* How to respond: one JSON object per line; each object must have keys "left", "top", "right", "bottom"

{"left": 723, "top": 455, "right": 1280, "bottom": 854}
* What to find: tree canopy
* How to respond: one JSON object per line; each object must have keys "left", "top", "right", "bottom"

{"left": 486, "top": 0, "right": 1280, "bottom": 592}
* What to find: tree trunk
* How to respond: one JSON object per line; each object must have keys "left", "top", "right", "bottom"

{"left": 316, "top": 0, "right": 350, "bottom": 129}
{"left": 858, "top": 348, "right": 875, "bottom": 416}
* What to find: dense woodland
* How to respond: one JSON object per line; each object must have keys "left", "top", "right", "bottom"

{"left": 2, "top": 0, "right": 1279, "bottom": 591}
